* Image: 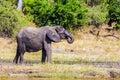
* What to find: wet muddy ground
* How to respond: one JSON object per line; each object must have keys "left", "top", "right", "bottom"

{"left": 1, "top": 32, "right": 120, "bottom": 79}
{"left": 1, "top": 51, "right": 120, "bottom": 80}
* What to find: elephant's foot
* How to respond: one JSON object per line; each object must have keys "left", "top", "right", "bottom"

{"left": 13, "top": 59, "right": 18, "bottom": 64}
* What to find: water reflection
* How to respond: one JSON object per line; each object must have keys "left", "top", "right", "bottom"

{"left": 0, "top": 76, "right": 119, "bottom": 80}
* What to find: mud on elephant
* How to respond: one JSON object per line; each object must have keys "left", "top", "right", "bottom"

{"left": 13, "top": 25, "right": 74, "bottom": 64}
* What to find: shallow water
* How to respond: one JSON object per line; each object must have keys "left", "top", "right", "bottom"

{"left": 0, "top": 78, "right": 118, "bottom": 80}
{"left": 0, "top": 76, "right": 119, "bottom": 80}
{"left": 1, "top": 77, "right": 50, "bottom": 80}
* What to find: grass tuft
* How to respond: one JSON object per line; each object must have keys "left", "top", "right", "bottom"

{"left": 1, "top": 29, "right": 120, "bottom": 79}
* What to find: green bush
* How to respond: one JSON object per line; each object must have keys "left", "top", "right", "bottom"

{"left": 108, "top": 0, "right": 120, "bottom": 28}
{"left": 7, "top": 0, "right": 17, "bottom": 6}
{"left": 0, "top": 0, "right": 29, "bottom": 37}
{"left": 86, "top": 3, "right": 108, "bottom": 26}
{"left": 23, "top": 0, "right": 87, "bottom": 30}
{"left": 53, "top": 0, "right": 87, "bottom": 30}
{"left": 0, "top": 0, "right": 16, "bottom": 37}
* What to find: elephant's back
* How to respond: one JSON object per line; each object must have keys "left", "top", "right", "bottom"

{"left": 17, "top": 26, "right": 39, "bottom": 38}
{"left": 22, "top": 26, "right": 38, "bottom": 32}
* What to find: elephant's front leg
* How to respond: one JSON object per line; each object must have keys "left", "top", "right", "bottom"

{"left": 44, "top": 43, "right": 52, "bottom": 63}
{"left": 46, "top": 48, "right": 52, "bottom": 63}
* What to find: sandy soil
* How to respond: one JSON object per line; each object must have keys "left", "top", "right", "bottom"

{"left": 1, "top": 28, "right": 120, "bottom": 79}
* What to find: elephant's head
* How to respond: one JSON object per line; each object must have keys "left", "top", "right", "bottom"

{"left": 55, "top": 26, "right": 74, "bottom": 44}
{"left": 46, "top": 26, "right": 74, "bottom": 44}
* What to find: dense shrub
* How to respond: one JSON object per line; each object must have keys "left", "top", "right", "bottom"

{"left": 108, "top": 0, "right": 120, "bottom": 28}
{"left": 85, "top": 0, "right": 108, "bottom": 7}
{"left": 7, "top": 0, "right": 17, "bottom": 6}
{"left": 23, "top": 0, "right": 87, "bottom": 30}
{"left": 1, "top": 0, "right": 120, "bottom": 38}
{"left": 86, "top": 3, "right": 108, "bottom": 27}
{"left": 0, "top": 0, "right": 29, "bottom": 37}
{"left": 0, "top": 0, "right": 17, "bottom": 37}
{"left": 53, "top": 0, "right": 87, "bottom": 30}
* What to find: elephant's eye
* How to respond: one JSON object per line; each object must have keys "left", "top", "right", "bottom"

{"left": 59, "top": 33, "right": 66, "bottom": 39}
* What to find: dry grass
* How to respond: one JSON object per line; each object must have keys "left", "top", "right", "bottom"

{"left": 1, "top": 28, "right": 120, "bottom": 79}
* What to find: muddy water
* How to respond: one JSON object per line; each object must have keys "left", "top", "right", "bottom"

{"left": 0, "top": 75, "right": 119, "bottom": 80}
{"left": 1, "top": 77, "right": 50, "bottom": 80}
{"left": 0, "top": 77, "right": 114, "bottom": 80}
{"left": 1, "top": 76, "right": 67, "bottom": 80}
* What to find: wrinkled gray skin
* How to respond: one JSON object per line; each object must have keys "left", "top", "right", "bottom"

{"left": 13, "top": 26, "right": 74, "bottom": 64}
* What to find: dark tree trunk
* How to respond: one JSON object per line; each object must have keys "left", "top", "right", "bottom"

{"left": 17, "top": 0, "right": 22, "bottom": 11}
{"left": 90, "top": 0, "right": 94, "bottom": 7}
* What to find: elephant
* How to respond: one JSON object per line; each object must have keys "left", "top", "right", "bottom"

{"left": 13, "top": 25, "right": 74, "bottom": 64}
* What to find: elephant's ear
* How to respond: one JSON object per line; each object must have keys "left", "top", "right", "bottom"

{"left": 55, "top": 26, "right": 65, "bottom": 34}
{"left": 46, "top": 28, "right": 61, "bottom": 42}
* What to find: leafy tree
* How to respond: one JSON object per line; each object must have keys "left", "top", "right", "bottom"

{"left": 0, "top": 0, "right": 29, "bottom": 37}
{"left": 23, "top": 0, "right": 87, "bottom": 30}
{"left": 108, "top": 0, "right": 120, "bottom": 28}
{"left": 86, "top": 3, "right": 108, "bottom": 26}
{"left": 53, "top": 0, "right": 87, "bottom": 29}
{"left": 0, "top": 0, "right": 17, "bottom": 37}
{"left": 85, "top": 0, "right": 108, "bottom": 7}
{"left": 7, "top": 0, "right": 17, "bottom": 8}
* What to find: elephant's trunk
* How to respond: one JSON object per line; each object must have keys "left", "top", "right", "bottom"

{"left": 66, "top": 33, "right": 74, "bottom": 44}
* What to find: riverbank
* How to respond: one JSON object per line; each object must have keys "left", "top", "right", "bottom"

{"left": 0, "top": 30, "right": 120, "bottom": 79}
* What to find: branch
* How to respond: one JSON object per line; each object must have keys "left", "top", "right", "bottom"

{"left": 101, "top": 34, "right": 120, "bottom": 40}
{"left": 90, "top": 30, "right": 120, "bottom": 40}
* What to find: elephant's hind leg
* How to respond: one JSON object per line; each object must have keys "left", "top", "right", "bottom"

{"left": 13, "top": 46, "right": 20, "bottom": 64}
{"left": 19, "top": 43, "right": 25, "bottom": 64}
{"left": 19, "top": 51, "right": 25, "bottom": 64}
{"left": 13, "top": 42, "right": 25, "bottom": 64}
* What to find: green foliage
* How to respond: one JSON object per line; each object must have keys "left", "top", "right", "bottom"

{"left": 7, "top": 0, "right": 17, "bottom": 5}
{"left": 23, "top": 0, "right": 87, "bottom": 30}
{"left": 0, "top": 0, "right": 16, "bottom": 37}
{"left": 86, "top": 3, "right": 108, "bottom": 26}
{"left": 1, "top": 0, "right": 120, "bottom": 38}
{"left": 85, "top": 0, "right": 108, "bottom": 7}
{"left": 12, "top": 10, "right": 30, "bottom": 38}
{"left": 53, "top": 0, "right": 87, "bottom": 30}
{"left": 108, "top": 0, "right": 120, "bottom": 28}
{"left": 0, "top": 0, "right": 29, "bottom": 37}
